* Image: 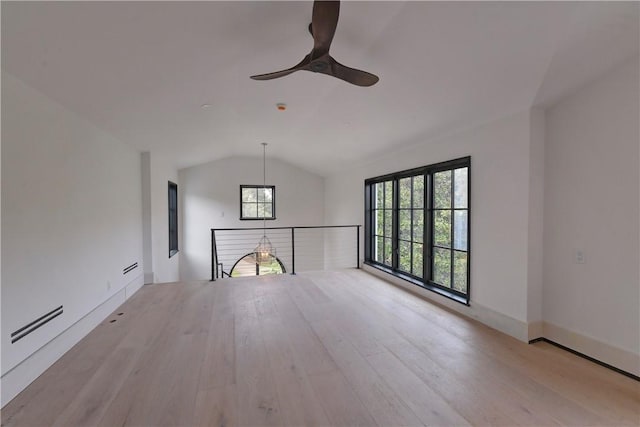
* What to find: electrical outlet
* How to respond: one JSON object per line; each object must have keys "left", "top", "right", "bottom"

{"left": 575, "top": 250, "right": 585, "bottom": 264}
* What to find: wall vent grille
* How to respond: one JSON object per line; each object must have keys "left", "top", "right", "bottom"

{"left": 11, "top": 305, "right": 63, "bottom": 344}
{"left": 123, "top": 262, "right": 138, "bottom": 275}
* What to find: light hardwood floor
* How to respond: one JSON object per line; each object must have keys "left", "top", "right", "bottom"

{"left": 2, "top": 270, "right": 639, "bottom": 426}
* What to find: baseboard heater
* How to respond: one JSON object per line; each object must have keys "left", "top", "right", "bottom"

{"left": 123, "top": 262, "right": 138, "bottom": 275}
{"left": 11, "top": 305, "right": 64, "bottom": 344}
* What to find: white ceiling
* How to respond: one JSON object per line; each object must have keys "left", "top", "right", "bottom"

{"left": 2, "top": 1, "right": 638, "bottom": 176}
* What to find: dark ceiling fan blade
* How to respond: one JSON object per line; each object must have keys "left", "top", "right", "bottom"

{"left": 250, "top": 1, "right": 379, "bottom": 86}
{"left": 311, "top": 0, "right": 340, "bottom": 57}
{"left": 250, "top": 68, "right": 300, "bottom": 81}
{"left": 320, "top": 56, "right": 379, "bottom": 87}
{"left": 250, "top": 54, "right": 311, "bottom": 81}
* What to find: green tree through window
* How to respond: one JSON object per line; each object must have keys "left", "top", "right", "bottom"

{"left": 372, "top": 180, "right": 393, "bottom": 267}
{"left": 432, "top": 168, "right": 469, "bottom": 293}
{"left": 364, "top": 158, "right": 470, "bottom": 304}
{"left": 398, "top": 175, "right": 424, "bottom": 277}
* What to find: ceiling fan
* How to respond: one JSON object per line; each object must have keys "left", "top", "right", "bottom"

{"left": 250, "top": 1, "right": 379, "bottom": 87}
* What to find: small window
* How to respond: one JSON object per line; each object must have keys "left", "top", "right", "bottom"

{"left": 240, "top": 185, "right": 276, "bottom": 220}
{"left": 168, "top": 181, "right": 178, "bottom": 258}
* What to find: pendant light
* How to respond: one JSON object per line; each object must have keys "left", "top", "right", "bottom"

{"left": 254, "top": 143, "right": 275, "bottom": 265}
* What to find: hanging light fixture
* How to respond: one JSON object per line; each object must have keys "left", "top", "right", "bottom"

{"left": 254, "top": 143, "right": 276, "bottom": 265}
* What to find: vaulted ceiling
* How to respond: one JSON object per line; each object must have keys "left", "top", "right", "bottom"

{"left": 2, "top": 1, "right": 638, "bottom": 176}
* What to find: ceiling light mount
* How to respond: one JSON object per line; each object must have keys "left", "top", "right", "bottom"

{"left": 276, "top": 103, "right": 287, "bottom": 111}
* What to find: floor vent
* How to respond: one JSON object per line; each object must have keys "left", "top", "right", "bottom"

{"left": 123, "top": 262, "right": 138, "bottom": 275}
{"left": 11, "top": 306, "right": 63, "bottom": 344}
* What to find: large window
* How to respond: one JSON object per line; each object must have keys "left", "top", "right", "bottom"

{"left": 398, "top": 175, "right": 424, "bottom": 278}
{"left": 372, "top": 180, "right": 393, "bottom": 266}
{"left": 168, "top": 181, "right": 178, "bottom": 258}
{"left": 365, "top": 157, "right": 470, "bottom": 304}
{"left": 240, "top": 185, "right": 275, "bottom": 220}
{"left": 432, "top": 168, "right": 469, "bottom": 293}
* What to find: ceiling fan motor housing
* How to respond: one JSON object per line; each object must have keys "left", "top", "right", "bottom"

{"left": 310, "top": 61, "right": 329, "bottom": 72}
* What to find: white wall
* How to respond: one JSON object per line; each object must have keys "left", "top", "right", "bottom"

{"left": 179, "top": 156, "right": 325, "bottom": 281}
{"left": 325, "top": 109, "right": 540, "bottom": 332}
{"left": 141, "top": 152, "right": 153, "bottom": 284}
{"left": 1, "top": 72, "right": 144, "bottom": 404}
{"left": 543, "top": 58, "right": 639, "bottom": 374}
{"left": 526, "top": 108, "right": 545, "bottom": 327}
{"left": 324, "top": 62, "right": 639, "bottom": 376}
{"left": 148, "top": 153, "right": 180, "bottom": 284}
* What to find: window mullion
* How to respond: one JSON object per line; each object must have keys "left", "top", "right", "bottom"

{"left": 381, "top": 185, "right": 384, "bottom": 265}
{"left": 385, "top": 183, "right": 390, "bottom": 266}
{"left": 450, "top": 172, "right": 455, "bottom": 290}
{"left": 392, "top": 179, "right": 399, "bottom": 270}
{"left": 409, "top": 177, "right": 414, "bottom": 275}
{"left": 466, "top": 168, "right": 471, "bottom": 302}
{"left": 364, "top": 184, "right": 371, "bottom": 261}
{"left": 425, "top": 172, "right": 432, "bottom": 281}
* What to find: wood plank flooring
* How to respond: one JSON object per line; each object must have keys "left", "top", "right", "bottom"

{"left": 2, "top": 270, "right": 639, "bottom": 426}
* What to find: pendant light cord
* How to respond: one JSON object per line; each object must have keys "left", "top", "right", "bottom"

{"left": 262, "top": 143, "right": 267, "bottom": 236}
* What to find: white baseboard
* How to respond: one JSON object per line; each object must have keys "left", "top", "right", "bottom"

{"left": 1, "top": 273, "right": 144, "bottom": 407}
{"left": 362, "top": 265, "right": 529, "bottom": 342}
{"left": 361, "top": 266, "right": 639, "bottom": 377}
{"left": 541, "top": 321, "right": 640, "bottom": 377}
{"left": 527, "top": 320, "right": 544, "bottom": 341}
{"left": 127, "top": 274, "right": 145, "bottom": 296}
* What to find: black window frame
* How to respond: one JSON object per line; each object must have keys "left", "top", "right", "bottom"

{"left": 364, "top": 157, "right": 471, "bottom": 305}
{"left": 396, "top": 174, "right": 425, "bottom": 278}
{"left": 370, "top": 180, "right": 394, "bottom": 267}
{"left": 168, "top": 181, "right": 178, "bottom": 258}
{"left": 239, "top": 185, "right": 276, "bottom": 221}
